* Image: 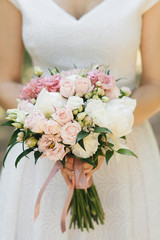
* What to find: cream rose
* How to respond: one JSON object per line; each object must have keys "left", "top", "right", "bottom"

{"left": 44, "top": 120, "right": 61, "bottom": 135}
{"left": 51, "top": 107, "right": 73, "bottom": 125}
{"left": 60, "top": 78, "right": 75, "bottom": 98}
{"left": 60, "top": 121, "right": 81, "bottom": 145}
{"left": 75, "top": 77, "right": 92, "bottom": 97}
{"left": 24, "top": 110, "right": 47, "bottom": 133}
{"left": 67, "top": 96, "right": 84, "bottom": 110}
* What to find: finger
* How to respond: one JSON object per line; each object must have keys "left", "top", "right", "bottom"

{"left": 83, "top": 168, "right": 94, "bottom": 174}
{"left": 65, "top": 161, "right": 73, "bottom": 169}
{"left": 61, "top": 167, "right": 74, "bottom": 176}
{"left": 86, "top": 172, "right": 93, "bottom": 182}
{"left": 82, "top": 162, "right": 91, "bottom": 169}
{"left": 61, "top": 171, "right": 72, "bottom": 188}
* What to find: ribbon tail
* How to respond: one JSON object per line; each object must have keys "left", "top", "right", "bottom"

{"left": 34, "top": 160, "right": 62, "bottom": 221}
{"left": 61, "top": 176, "right": 75, "bottom": 233}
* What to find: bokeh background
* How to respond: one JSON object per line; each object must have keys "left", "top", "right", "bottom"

{"left": 0, "top": 50, "right": 159, "bottom": 168}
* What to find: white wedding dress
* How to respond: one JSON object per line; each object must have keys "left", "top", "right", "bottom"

{"left": 0, "top": 0, "right": 160, "bottom": 239}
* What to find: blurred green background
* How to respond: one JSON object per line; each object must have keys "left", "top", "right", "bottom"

{"left": 0, "top": 50, "right": 160, "bottom": 168}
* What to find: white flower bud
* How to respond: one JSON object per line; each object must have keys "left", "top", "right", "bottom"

{"left": 12, "top": 123, "right": 23, "bottom": 128}
{"left": 78, "top": 105, "right": 83, "bottom": 112}
{"left": 17, "top": 137, "right": 22, "bottom": 142}
{"left": 31, "top": 98, "right": 36, "bottom": 104}
{"left": 78, "top": 120, "right": 84, "bottom": 128}
{"left": 34, "top": 66, "right": 43, "bottom": 77}
{"left": 18, "top": 132, "right": 24, "bottom": 139}
{"left": 120, "top": 87, "right": 132, "bottom": 97}
{"left": 92, "top": 94, "right": 99, "bottom": 100}
{"left": 73, "top": 109, "right": 79, "bottom": 115}
{"left": 77, "top": 112, "right": 86, "bottom": 121}
{"left": 102, "top": 96, "right": 110, "bottom": 102}
{"left": 97, "top": 88, "right": 105, "bottom": 96}
{"left": 96, "top": 81, "right": 102, "bottom": 87}
{"left": 26, "top": 137, "right": 38, "bottom": 148}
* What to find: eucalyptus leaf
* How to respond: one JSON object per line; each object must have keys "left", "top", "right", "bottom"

{"left": 34, "top": 151, "right": 43, "bottom": 164}
{"left": 105, "top": 150, "right": 114, "bottom": 165}
{"left": 15, "top": 148, "right": 33, "bottom": 168}
{"left": 76, "top": 131, "right": 90, "bottom": 143}
{"left": 3, "top": 141, "right": 18, "bottom": 167}
{"left": 117, "top": 148, "right": 138, "bottom": 158}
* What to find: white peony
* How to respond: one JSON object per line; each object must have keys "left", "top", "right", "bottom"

{"left": 67, "top": 96, "right": 84, "bottom": 110}
{"left": 85, "top": 99, "right": 114, "bottom": 129}
{"left": 85, "top": 97, "right": 136, "bottom": 138}
{"left": 34, "top": 88, "right": 67, "bottom": 117}
{"left": 72, "top": 133, "right": 99, "bottom": 158}
{"left": 104, "top": 97, "right": 136, "bottom": 137}
{"left": 66, "top": 74, "right": 80, "bottom": 81}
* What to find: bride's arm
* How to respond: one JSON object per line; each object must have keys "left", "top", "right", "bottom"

{"left": 0, "top": 0, "right": 24, "bottom": 110}
{"left": 132, "top": 2, "right": 160, "bottom": 125}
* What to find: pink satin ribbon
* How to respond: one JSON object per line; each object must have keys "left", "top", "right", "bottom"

{"left": 34, "top": 157, "right": 93, "bottom": 233}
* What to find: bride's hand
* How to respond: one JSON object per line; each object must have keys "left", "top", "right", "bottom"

{"left": 61, "top": 156, "right": 104, "bottom": 187}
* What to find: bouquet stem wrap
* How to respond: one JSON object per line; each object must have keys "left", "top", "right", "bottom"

{"left": 34, "top": 158, "right": 93, "bottom": 233}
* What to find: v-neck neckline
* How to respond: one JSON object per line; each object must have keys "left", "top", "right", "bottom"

{"left": 51, "top": 0, "right": 106, "bottom": 21}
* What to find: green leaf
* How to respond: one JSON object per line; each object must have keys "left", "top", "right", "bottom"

{"left": 105, "top": 150, "right": 114, "bottom": 165}
{"left": 8, "top": 129, "right": 20, "bottom": 146}
{"left": 3, "top": 141, "right": 18, "bottom": 167}
{"left": 15, "top": 148, "right": 33, "bottom": 168}
{"left": 34, "top": 151, "right": 43, "bottom": 164}
{"left": 73, "top": 64, "right": 77, "bottom": 69}
{"left": 76, "top": 131, "right": 90, "bottom": 144}
{"left": 107, "top": 70, "right": 110, "bottom": 75}
{"left": 24, "top": 128, "right": 33, "bottom": 140}
{"left": 48, "top": 68, "right": 54, "bottom": 75}
{"left": 117, "top": 148, "right": 138, "bottom": 158}
{"left": 94, "top": 126, "right": 112, "bottom": 134}
{"left": 106, "top": 142, "right": 114, "bottom": 149}
{"left": 78, "top": 157, "right": 95, "bottom": 167}
{"left": 61, "top": 157, "right": 66, "bottom": 168}
{"left": 119, "top": 89, "right": 126, "bottom": 98}
{"left": 116, "top": 78, "right": 124, "bottom": 82}
{"left": 1, "top": 121, "right": 14, "bottom": 127}
{"left": 78, "top": 139, "right": 86, "bottom": 151}
{"left": 120, "top": 136, "right": 126, "bottom": 140}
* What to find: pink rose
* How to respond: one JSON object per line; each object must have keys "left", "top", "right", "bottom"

{"left": 38, "top": 134, "right": 69, "bottom": 161}
{"left": 44, "top": 120, "right": 61, "bottom": 135}
{"left": 75, "top": 77, "right": 92, "bottom": 97}
{"left": 42, "top": 74, "right": 61, "bottom": 92}
{"left": 24, "top": 110, "right": 47, "bottom": 133}
{"left": 60, "top": 121, "right": 81, "bottom": 145}
{"left": 18, "top": 100, "right": 34, "bottom": 113}
{"left": 97, "top": 73, "right": 116, "bottom": 90}
{"left": 60, "top": 78, "right": 75, "bottom": 98}
{"left": 105, "top": 86, "right": 120, "bottom": 99}
{"left": 52, "top": 107, "right": 73, "bottom": 125}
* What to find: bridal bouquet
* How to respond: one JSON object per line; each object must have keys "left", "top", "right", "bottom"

{"left": 2, "top": 64, "right": 137, "bottom": 232}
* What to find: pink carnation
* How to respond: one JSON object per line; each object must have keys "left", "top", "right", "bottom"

{"left": 42, "top": 74, "right": 61, "bottom": 92}
{"left": 87, "top": 69, "right": 99, "bottom": 85}
{"left": 20, "top": 78, "right": 45, "bottom": 100}
{"left": 97, "top": 73, "right": 116, "bottom": 90}
{"left": 38, "top": 134, "right": 69, "bottom": 161}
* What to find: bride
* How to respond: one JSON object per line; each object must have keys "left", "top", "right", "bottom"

{"left": 0, "top": 0, "right": 160, "bottom": 239}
